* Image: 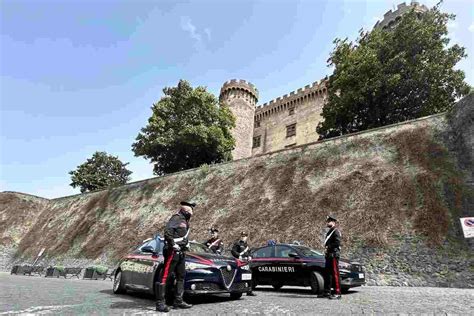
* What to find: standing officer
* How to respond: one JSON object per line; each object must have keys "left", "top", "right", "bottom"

{"left": 205, "top": 227, "right": 224, "bottom": 254}
{"left": 155, "top": 201, "right": 196, "bottom": 312}
{"left": 231, "top": 231, "right": 256, "bottom": 296}
{"left": 323, "top": 215, "right": 342, "bottom": 299}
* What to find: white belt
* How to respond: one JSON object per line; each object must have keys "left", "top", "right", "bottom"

{"left": 173, "top": 228, "right": 190, "bottom": 243}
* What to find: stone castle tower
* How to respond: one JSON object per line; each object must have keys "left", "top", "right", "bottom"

{"left": 374, "top": 1, "right": 428, "bottom": 30}
{"left": 220, "top": 1, "right": 428, "bottom": 161}
{"left": 219, "top": 79, "right": 259, "bottom": 160}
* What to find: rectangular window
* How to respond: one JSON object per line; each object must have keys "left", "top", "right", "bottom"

{"left": 288, "top": 107, "right": 295, "bottom": 116}
{"left": 286, "top": 123, "right": 296, "bottom": 138}
{"left": 253, "top": 136, "right": 261, "bottom": 148}
{"left": 255, "top": 120, "right": 261, "bottom": 128}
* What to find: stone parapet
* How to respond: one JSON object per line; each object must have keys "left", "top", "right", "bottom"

{"left": 254, "top": 78, "right": 328, "bottom": 121}
{"left": 374, "top": 1, "right": 428, "bottom": 30}
{"left": 219, "top": 79, "right": 259, "bottom": 101}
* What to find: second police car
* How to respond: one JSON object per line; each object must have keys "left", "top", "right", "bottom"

{"left": 112, "top": 235, "right": 252, "bottom": 300}
{"left": 250, "top": 243, "right": 365, "bottom": 294}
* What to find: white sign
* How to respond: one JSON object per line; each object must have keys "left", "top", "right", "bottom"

{"left": 460, "top": 217, "right": 474, "bottom": 238}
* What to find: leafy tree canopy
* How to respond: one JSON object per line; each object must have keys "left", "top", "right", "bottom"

{"left": 69, "top": 151, "right": 132, "bottom": 193}
{"left": 317, "top": 3, "right": 469, "bottom": 140}
{"left": 132, "top": 80, "right": 236, "bottom": 175}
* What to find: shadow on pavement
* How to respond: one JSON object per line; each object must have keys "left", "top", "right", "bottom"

{"left": 100, "top": 289, "right": 155, "bottom": 310}
{"left": 99, "top": 289, "right": 244, "bottom": 310}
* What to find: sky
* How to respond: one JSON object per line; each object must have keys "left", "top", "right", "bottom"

{"left": 1, "top": 0, "right": 473, "bottom": 199}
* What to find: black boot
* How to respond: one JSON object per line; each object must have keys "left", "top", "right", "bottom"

{"left": 329, "top": 294, "right": 342, "bottom": 300}
{"left": 173, "top": 280, "right": 192, "bottom": 309}
{"left": 155, "top": 282, "right": 170, "bottom": 312}
{"left": 247, "top": 291, "right": 256, "bottom": 296}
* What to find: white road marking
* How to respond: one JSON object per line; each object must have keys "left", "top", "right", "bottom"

{"left": 0, "top": 304, "right": 82, "bottom": 315}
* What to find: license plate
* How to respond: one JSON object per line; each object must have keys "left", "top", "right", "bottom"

{"left": 359, "top": 273, "right": 364, "bottom": 279}
{"left": 241, "top": 273, "right": 252, "bottom": 280}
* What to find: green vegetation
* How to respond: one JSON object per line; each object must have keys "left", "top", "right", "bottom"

{"left": 132, "top": 80, "right": 236, "bottom": 175}
{"left": 90, "top": 265, "right": 108, "bottom": 274}
{"left": 317, "top": 4, "right": 469, "bottom": 140}
{"left": 69, "top": 151, "right": 132, "bottom": 193}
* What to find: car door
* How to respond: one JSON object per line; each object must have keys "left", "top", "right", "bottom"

{"left": 273, "top": 245, "right": 304, "bottom": 285}
{"left": 250, "top": 246, "right": 274, "bottom": 285}
{"left": 119, "top": 240, "right": 149, "bottom": 289}
{"left": 135, "top": 238, "right": 160, "bottom": 290}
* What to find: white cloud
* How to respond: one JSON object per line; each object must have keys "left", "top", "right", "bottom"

{"left": 469, "top": 23, "right": 474, "bottom": 33}
{"left": 204, "top": 28, "right": 211, "bottom": 41}
{"left": 181, "top": 16, "right": 202, "bottom": 42}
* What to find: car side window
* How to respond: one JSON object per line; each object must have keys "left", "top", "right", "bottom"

{"left": 252, "top": 246, "right": 273, "bottom": 258}
{"left": 275, "top": 246, "right": 294, "bottom": 258}
{"left": 137, "top": 238, "right": 156, "bottom": 252}
{"left": 146, "top": 239, "right": 157, "bottom": 252}
{"left": 156, "top": 238, "right": 164, "bottom": 254}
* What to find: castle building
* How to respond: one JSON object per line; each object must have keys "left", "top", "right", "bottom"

{"left": 374, "top": 1, "right": 428, "bottom": 30}
{"left": 219, "top": 2, "right": 429, "bottom": 160}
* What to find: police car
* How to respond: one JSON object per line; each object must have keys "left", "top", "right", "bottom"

{"left": 112, "top": 235, "right": 252, "bottom": 300}
{"left": 250, "top": 243, "right": 365, "bottom": 294}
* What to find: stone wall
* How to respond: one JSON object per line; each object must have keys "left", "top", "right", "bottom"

{"left": 374, "top": 1, "right": 428, "bottom": 30}
{"left": 2, "top": 95, "right": 473, "bottom": 287}
{"left": 252, "top": 79, "right": 328, "bottom": 156}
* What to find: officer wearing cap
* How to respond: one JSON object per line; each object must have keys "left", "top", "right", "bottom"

{"left": 322, "top": 215, "right": 342, "bottom": 299}
{"left": 155, "top": 201, "right": 196, "bottom": 312}
{"left": 205, "top": 227, "right": 224, "bottom": 255}
{"left": 231, "top": 231, "right": 256, "bottom": 296}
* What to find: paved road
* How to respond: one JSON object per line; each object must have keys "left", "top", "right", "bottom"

{"left": 1, "top": 273, "right": 473, "bottom": 315}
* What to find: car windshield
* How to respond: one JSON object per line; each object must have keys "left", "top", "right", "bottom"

{"left": 188, "top": 242, "right": 213, "bottom": 254}
{"left": 293, "top": 246, "right": 324, "bottom": 258}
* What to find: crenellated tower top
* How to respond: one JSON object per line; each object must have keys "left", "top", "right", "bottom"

{"left": 374, "top": 1, "right": 428, "bottom": 30}
{"left": 219, "top": 79, "right": 259, "bottom": 105}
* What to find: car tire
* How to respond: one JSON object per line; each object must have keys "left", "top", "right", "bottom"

{"left": 230, "top": 292, "right": 243, "bottom": 300}
{"left": 309, "top": 271, "right": 324, "bottom": 295}
{"left": 272, "top": 282, "right": 283, "bottom": 290}
{"left": 113, "top": 270, "right": 126, "bottom": 294}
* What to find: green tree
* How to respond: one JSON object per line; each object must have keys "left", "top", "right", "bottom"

{"left": 132, "top": 80, "right": 236, "bottom": 175}
{"left": 317, "top": 3, "right": 469, "bottom": 140}
{"left": 69, "top": 151, "right": 132, "bottom": 193}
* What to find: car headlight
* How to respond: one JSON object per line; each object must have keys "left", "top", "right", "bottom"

{"left": 185, "top": 262, "right": 210, "bottom": 270}
{"left": 240, "top": 264, "right": 250, "bottom": 271}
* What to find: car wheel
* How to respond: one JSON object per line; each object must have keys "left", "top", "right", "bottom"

{"left": 309, "top": 271, "right": 324, "bottom": 295}
{"left": 272, "top": 282, "right": 283, "bottom": 290}
{"left": 113, "top": 270, "right": 126, "bottom": 294}
{"left": 230, "top": 292, "right": 243, "bottom": 300}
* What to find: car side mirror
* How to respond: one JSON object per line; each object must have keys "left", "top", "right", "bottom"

{"left": 141, "top": 246, "right": 156, "bottom": 254}
{"left": 288, "top": 252, "right": 300, "bottom": 259}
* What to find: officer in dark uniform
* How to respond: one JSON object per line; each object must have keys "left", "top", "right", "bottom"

{"left": 231, "top": 231, "right": 256, "bottom": 296}
{"left": 155, "top": 201, "right": 196, "bottom": 312}
{"left": 322, "top": 215, "right": 342, "bottom": 299}
{"left": 205, "top": 227, "right": 224, "bottom": 254}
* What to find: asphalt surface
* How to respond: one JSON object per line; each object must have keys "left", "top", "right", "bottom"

{"left": 1, "top": 273, "right": 473, "bottom": 315}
